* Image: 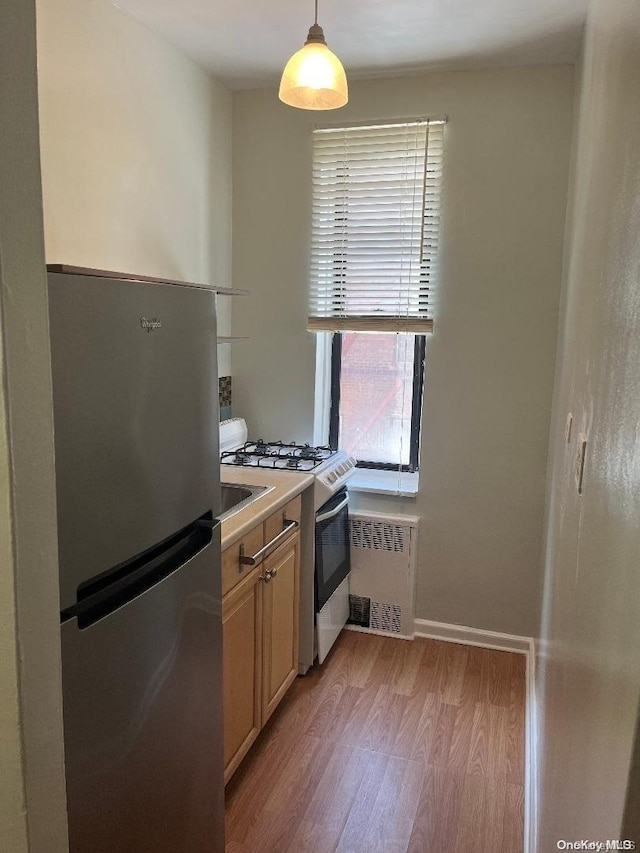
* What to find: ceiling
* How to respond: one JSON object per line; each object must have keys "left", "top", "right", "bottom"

{"left": 113, "top": 0, "right": 587, "bottom": 89}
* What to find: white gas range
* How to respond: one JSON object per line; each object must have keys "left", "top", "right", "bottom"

{"left": 219, "top": 418, "right": 356, "bottom": 669}
{"left": 219, "top": 417, "right": 355, "bottom": 511}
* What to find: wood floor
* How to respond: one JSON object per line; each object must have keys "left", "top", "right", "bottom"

{"left": 225, "top": 630, "right": 525, "bottom": 853}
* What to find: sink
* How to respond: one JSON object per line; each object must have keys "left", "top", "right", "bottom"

{"left": 221, "top": 484, "right": 253, "bottom": 513}
{"left": 219, "top": 482, "right": 272, "bottom": 521}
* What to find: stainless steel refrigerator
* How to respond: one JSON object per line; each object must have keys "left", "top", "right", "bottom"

{"left": 48, "top": 267, "right": 224, "bottom": 853}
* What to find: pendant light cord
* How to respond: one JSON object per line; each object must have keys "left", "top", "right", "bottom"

{"left": 314, "top": 0, "right": 318, "bottom": 25}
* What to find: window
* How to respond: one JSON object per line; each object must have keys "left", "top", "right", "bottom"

{"left": 309, "top": 118, "right": 445, "bottom": 485}
{"left": 329, "top": 332, "right": 426, "bottom": 471}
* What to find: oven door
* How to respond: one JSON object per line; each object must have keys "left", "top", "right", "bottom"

{"left": 315, "top": 488, "right": 350, "bottom": 612}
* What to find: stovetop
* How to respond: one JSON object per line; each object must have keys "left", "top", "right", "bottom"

{"left": 220, "top": 440, "right": 337, "bottom": 472}
{"left": 219, "top": 420, "right": 357, "bottom": 506}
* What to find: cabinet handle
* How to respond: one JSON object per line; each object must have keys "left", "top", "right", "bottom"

{"left": 239, "top": 518, "right": 299, "bottom": 567}
{"left": 260, "top": 571, "right": 273, "bottom": 583}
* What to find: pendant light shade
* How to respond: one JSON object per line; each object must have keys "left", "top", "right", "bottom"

{"left": 279, "top": 4, "right": 348, "bottom": 111}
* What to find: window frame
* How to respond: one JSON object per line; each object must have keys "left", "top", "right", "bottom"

{"left": 328, "top": 332, "right": 427, "bottom": 473}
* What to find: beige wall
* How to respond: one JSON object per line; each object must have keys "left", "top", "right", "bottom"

{"left": 0, "top": 0, "right": 68, "bottom": 850}
{"left": 232, "top": 66, "right": 574, "bottom": 636}
{"left": 36, "top": 0, "right": 234, "bottom": 373}
{"left": 536, "top": 0, "right": 640, "bottom": 845}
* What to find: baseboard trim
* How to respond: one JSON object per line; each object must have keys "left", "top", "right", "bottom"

{"left": 413, "top": 618, "right": 531, "bottom": 654}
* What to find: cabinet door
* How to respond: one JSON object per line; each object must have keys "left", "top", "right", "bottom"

{"left": 261, "top": 533, "right": 300, "bottom": 725}
{"left": 222, "top": 566, "right": 262, "bottom": 784}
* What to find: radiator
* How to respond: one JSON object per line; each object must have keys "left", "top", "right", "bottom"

{"left": 348, "top": 511, "right": 419, "bottom": 639}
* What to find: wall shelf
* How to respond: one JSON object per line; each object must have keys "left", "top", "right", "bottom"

{"left": 46, "top": 264, "right": 249, "bottom": 296}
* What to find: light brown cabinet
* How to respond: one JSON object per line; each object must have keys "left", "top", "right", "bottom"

{"left": 222, "top": 565, "right": 262, "bottom": 781}
{"left": 222, "top": 496, "right": 301, "bottom": 784}
{"left": 262, "top": 534, "right": 299, "bottom": 725}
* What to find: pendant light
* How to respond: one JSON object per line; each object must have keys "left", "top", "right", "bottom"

{"left": 279, "top": 0, "right": 348, "bottom": 111}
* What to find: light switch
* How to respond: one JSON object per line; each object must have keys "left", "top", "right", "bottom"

{"left": 565, "top": 413, "right": 573, "bottom": 444}
{"left": 574, "top": 434, "right": 587, "bottom": 494}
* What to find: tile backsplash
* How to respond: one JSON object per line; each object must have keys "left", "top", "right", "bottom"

{"left": 219, "top": 375, "right": 232, "bottom": 421}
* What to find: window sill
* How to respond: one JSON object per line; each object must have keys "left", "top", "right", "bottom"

{"left": 347, "top": 468, "right": 419, "bottom": 497}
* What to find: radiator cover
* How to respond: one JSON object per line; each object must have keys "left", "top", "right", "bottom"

{"left": 348, "top": 511, "right": 419, "bottom": 638}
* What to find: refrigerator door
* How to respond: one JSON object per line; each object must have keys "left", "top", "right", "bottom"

{"left": 48, "top": 271, "right": 220, "bottom": 612}
{"left": 61, "top": 532, "right": 223, "bottom": 853}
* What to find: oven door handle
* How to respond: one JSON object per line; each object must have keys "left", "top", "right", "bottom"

{"left": 316, "top": 493, "right": 349, "bottom": 523}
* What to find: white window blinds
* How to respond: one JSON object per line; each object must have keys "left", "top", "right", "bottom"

{"left": 308, "top": 118, "right": 445, "bottom": 333}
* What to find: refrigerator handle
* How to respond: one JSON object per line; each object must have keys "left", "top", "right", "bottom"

{"left": 64, "top": 512, "right": 218, "bottom": 629}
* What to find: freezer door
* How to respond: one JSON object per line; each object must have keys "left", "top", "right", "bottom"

{"left": 61, "top": 535, "right": 224, "bottom": 853}
{"left": 48, "top": 271, "right": 220, "bottom": 612}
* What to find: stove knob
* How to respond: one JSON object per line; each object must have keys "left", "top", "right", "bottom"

{"left": 328, "top": 472, "right": 337, "bottom": 483}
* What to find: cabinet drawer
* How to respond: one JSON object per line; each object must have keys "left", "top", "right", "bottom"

{"left": 264, "top": 496, "right": 301, "bottom": 545}
{"left": 222, "top": 524, "right": 264, "bottom": 597}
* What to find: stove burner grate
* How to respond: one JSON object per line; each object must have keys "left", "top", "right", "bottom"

{"left": 220, "top": 440, "right": 336, "bottom": 470}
